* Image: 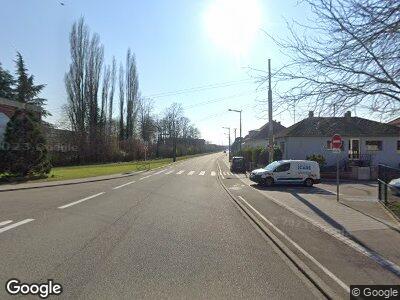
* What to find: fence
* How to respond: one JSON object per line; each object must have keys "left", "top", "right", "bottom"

{"left": 377, "top": 164, "right": 400, "bottom": 205}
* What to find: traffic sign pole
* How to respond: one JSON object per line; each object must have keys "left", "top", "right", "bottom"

{"left": 332, "top": 134, "right": 342, "bottom": 202}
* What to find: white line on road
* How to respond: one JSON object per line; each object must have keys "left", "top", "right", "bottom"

{"left": 223, "top": 172, "right": 227, "bottom": 176}
{"left": 154, "top": 170, "right": 166, "bottom": 175}
{"left": 237, "top": 195, "right": 350, "bottom": 292}
{"left": 0, "top": 220, "right": 13, "bottom": 227}
{"left": 188, "top": 171, "right": 195, "bottom": 175}
{"left": 177, "top": 170, "right": 185, "bottom": 174}
{"left": 58, "top": 192, "right": 105, "bottom": 209}
{"left": 113, "top": 181, "right": 136, "bottom": 190}
{"left": 211, "top": 171, "right": 216, "bottom": 176}
{"left": 165, "top": 170, "right": 174, "bottom": 174}
{"left": 217, "top": 161, "right": 225, "bottom": 179}
{"left": 199, "top": 171, "right": 205, "bottom": 176}
{"left": 0, "top": 219, "right": 34, "bottom": 234}
{"left": 139, "top": 175, "right": 151, "bottom": 180}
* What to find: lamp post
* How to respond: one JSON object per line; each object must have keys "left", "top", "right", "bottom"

{"left": 228, "top": 109, "right": 242, "bottom": 154}
{"left": 222, "top": 126, "right": 231, "bottom": 161}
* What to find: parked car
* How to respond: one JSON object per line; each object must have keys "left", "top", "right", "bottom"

{"left": 388, "top": 178, "right": 400, "bottom": 196}
{"left": 230, "top": 156, "right": 246, "bottom": 173}
{"left": 249, "top": 160, "right": 321, "bottom": 187}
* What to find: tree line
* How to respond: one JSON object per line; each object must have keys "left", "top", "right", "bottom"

{"left": 64, "top": 18, "right": 205, "bottom": 164}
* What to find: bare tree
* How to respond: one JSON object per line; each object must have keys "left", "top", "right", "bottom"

{"left": 118, "top": 63, "right": 125, "bottom": 141}
{"left": 139, "top": 97, "right": 156, "bottom": 142}
{"left": 125, "top": 49, "right": 139, "bottom": 140}
{"left": 258, "top": 0, "right": 400, "bottom": 119}
{"left": 108, "top": 57, "right": 116, "bottom": 134}
{"left": 65, "top": 18, "right": 89, "bottom": 161}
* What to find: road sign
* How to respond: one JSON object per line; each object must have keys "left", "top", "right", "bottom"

{"left": 331, "top": 134, "right": 342, "bottom": 150}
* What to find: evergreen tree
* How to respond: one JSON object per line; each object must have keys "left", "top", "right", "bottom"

{"left": 2, "top": 109, "right": 51, "bottom": 177}
{"left": 14, "top": 52, "right": 48, "bottom": 115}
{"left": 0, "top": 63, "right": 15, "bottom": 99}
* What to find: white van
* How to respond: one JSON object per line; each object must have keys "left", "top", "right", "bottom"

{"left": 249, "top": 160, "right": 321, "bottom": 187}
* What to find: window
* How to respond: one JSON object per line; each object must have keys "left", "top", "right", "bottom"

{"left": 274, "top": 163, "right": 290, "bottom": 172}
{"left": 366, "top": 140, "right": 382, "bottom": 151}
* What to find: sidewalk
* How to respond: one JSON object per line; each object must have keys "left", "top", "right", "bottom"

{"left": 222, "top": 157, "right": 400, "bottom": 267}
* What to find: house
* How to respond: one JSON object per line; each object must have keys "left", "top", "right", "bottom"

{"left": 275, "top": 111, "right": 400, "bottom": 169}
{"left": 242, "top": 120, "right": 286, "bottom": 149}
{"left": 0, "top": 97, "right": 41, "bottom": 141}
{"left": 389, "top": 117, "right": 400, "bottom": 127}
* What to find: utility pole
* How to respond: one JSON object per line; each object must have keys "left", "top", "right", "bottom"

{"left": 222, "top": 127, "right": 231, "bottom": 161}
{"left": 233, "top": 128, "right": 237, "bottom": 140}
{"left": 268, "top": 59, "right": 274, "bottom": 163}
{"left": 228, "top": 109, "right": 242, "bottom": 153}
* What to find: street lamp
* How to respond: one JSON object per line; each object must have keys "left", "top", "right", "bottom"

{"left": 228, "top": 109, "right": 242, "bottom": 153}
{"left": 222, "top": 126, "right": 231, "bottom": 161}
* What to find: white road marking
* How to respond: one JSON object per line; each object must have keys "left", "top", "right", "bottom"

{"left": 176, "top": 170, "right": 185, "bottom": 175}
{"left": 188, "top": 171, "right": 195, "bottom": 175}
{"left": 58, "top": 192, "right": 105, "bottom": 209}
{"left": 211, "top": 171, "right": 216, "bottom": 176}
{"left": 139, "top": 175, "right": 151, "bottom": 180}
{"left": 199, "top": 171, "right": 205, "bottom": 176}
{"left": 237, "top": 196, "right": 350, "bottom": 292}
{"left": 113, "top": 181, "right": 136, "bottom": 190}
{"left": 223, "top": 172, "right": 227, "bottom": 176}
{"left": 0, "top": 219, "right": 34, "bottom": 234}
{"left": 217, "top": 161, "right": 225, "bottom": 179}
{"left": 154, "top": 170, "right": 166, "bottom": 175}
{"left": 0, "top": 220, "right": 13, "bottom": 227}
{"left": 165, "top": 170, "right": 174, "bottom": 174}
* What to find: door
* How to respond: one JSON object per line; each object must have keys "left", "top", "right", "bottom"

{"left": 348, "top": 139, "right": 360, "bottom": 160}
{"left": 273, "top": 162, "right": 292, "bottom": 183}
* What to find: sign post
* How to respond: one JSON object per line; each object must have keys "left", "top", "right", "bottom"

{"left": 332, "top": 134, "right": 342, "bottom": 202}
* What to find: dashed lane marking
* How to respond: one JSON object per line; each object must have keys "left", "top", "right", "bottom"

{"left": 58, "top": 192, "right": 105, "bottom": 209}
{"left": 113, "top": 181, "right": 136, "bottom": 190}
{"left": 0, "top": 219, "right": 35, "bottom": 234}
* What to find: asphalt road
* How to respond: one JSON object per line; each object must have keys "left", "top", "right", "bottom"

{"left": 0, "top": 153, "right": 321, "bottom": 299}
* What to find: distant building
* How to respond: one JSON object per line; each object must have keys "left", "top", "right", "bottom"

{"left": 0, "top": 97, "right": 41, "bottom": 141}
{"left": 242, "top": 120, "right": 286, "bottom": 149}
{"left": 389, "top": 117, "right": 400, "bottom": 127}
{"left": 275, "top": 111, "right": 400, "bottom": 168}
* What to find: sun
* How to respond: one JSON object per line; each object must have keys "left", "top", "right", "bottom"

{"left": 204, "top": 0, "right": 262, "bottom": 57}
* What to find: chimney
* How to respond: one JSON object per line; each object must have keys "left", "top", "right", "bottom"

{"left": 308, "top": 111, "right": 314, "bottom": 118}
{"left": 344, "top": 111, "right": 351, "bottom": 119}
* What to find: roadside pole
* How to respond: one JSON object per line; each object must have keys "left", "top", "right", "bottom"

{"left": 332, "top": 134, "right": 342, "bottom": 202}
{"left": 268, "top": 59, "right": 274, "bottom": 163}
{"left": 336, "top": 151, "right": 339, "bottom": 202}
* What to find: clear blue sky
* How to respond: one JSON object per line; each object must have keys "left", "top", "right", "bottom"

{"left": 0, "top": 0, "right": 311, "bottom": 144}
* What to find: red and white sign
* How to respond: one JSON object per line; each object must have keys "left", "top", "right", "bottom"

{"left": 331, "top": 134, "right": 342, "bottom": 150}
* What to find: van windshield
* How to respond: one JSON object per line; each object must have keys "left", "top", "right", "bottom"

{"left": 264, "top": 161, "right": 281, "bottom": 172}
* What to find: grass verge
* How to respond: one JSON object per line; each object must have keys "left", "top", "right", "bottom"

{"left": 0, "top": 153, "right": 208, "bottom": 184}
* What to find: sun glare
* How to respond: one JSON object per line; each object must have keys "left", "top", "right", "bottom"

{"left": 204, "top": 0, "right": 262, "bottom": 57}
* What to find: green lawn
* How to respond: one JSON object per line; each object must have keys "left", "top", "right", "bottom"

{"left": 0, "top": 153, "right": 207, "bottom": 183}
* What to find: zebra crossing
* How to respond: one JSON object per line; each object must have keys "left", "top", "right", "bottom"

{"left": 152, "top": 169, "right": 235, "bottom": 177}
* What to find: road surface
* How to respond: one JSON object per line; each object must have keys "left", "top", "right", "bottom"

{"left": 0, "top": 153, "right": 321, "bottom": 299}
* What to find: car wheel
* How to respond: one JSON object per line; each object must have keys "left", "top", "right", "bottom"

{"left": 263, "top": 177, "right": 274, "bottom": 187}
{"left": 304, "top": 178, "right": 314, "bottom": 187}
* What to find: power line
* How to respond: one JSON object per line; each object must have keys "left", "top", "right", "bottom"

{"left": 145, "top": 78, "right": 253, "bottom": 98}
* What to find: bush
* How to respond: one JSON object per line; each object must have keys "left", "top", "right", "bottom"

{"left": 273, "top": 147, "right": 283, "bottom": 161}
{"left": 306, "top": 154, "right": 326, "bottom": 167}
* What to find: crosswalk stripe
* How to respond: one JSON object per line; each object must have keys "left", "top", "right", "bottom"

{"left": 199, "top": 171, "right": 205, "bottom": 176}
{"left": 219, "top": 170, "right": 222, "bottom": 175}
{"left": 165, "top": 170, "right": 174, "bottom": 174}
{"left": 188, "top": 171, "right": 195, "bottom": 175}
{"left": 223, "top": 172, "right": 227, "bottom": 175}
{"left": 177, "top": 170, "right": 185, "bottom": 174}
{"left": 211, "top": 171, "right": 216, "bottom": 176}
{"left": 154, "top": 169, "right": 166, "bottom": 175}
